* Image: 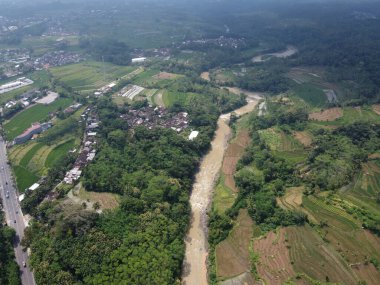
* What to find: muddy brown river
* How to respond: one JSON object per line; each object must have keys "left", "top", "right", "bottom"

{"left": 181, "top": 95, "right": 261, "bottom": 285}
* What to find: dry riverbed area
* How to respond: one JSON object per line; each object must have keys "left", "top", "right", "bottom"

{"left": 182, "top": 94, "right": 261, "bottom": 285}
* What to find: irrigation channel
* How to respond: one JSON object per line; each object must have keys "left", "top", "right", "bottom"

{"left": 182, "top": 92, "right": 262, "bottom": 285}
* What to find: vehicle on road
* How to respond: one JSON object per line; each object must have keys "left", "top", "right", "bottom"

{"left": 22, "top": 261, "right": 26, "bottom": 267}
{"left": 14, "top": 220, "right": 16, "bottom": 223}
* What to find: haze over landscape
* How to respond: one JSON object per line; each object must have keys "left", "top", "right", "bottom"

{"left": 0, "top": 0, "right": 380, "bottom": 285}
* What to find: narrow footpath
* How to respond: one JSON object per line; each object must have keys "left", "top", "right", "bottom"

{"left": 182, "top": 94, "right": 261, "bottom": 285}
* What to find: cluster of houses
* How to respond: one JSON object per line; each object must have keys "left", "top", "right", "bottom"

{"left": 33, "top": 51, "right": 83, "bottom": 70}
{"left": 94, "top": 82, "right": 117, "bottom": 97}
{"left": 63, "top": 108, "right": 99, "bottom": 184}
{"left": 121, "top": 106, "right": 189, "bottom": 132}
{"left": 63, "top": 103, "right": 83, "bottom": 114}
{"left": 179, "top": 36, "right": 246, "bottom": 49}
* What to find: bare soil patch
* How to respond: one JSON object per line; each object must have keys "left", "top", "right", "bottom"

{"left": 153, "top": 72, "right": 178, "bottom": 80}
{"left": 216, "top": 209, "right": 253, "bottom": 278}
{"left": 220, "top": 272, "right": 259, "bottom": 285}
{"left": 254, "top": 228, "right": 296, "bottom": 285}
{"left": 200, "top": 72, "right": 210, "bottom": 81}
{"left": 309, "top": 107, "right": 343, "bottom": 121}
{"left": 293, "top": 131, "right": 312, "bottom": 147}
{"left": 372, "top": 104, "right": 380, "bottom": 115}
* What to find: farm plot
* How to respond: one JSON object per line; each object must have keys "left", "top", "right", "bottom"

{"left": 286, "top": 225, "right": 358, "bottom": 285}
{"left": 215, "top": 209, "right": 254, "bottom": 279}
{"left": 45, "top": 139, "right": 76, "bottom": 168}
{"left": 9, "top": 134, "right": 78, "bottom": 191}
{"left": 222, "top": 130, "right": 251, "bottom": 192}
{"left": 343, "top": 161, "right": 380, "bottom": 216}
{"left": 311, "top": 107, "right": 380, "bottom": 126}
{"left": 152, "top": 72, "right": 179, "bottom": 80}
{"left": 213, "top": 175, "right": 236, "bottom": 214}
{"left": 292, "top": 83, "right": 327, "bottom": 107}
{"left": 253, "top": 229, "right": 297, "bottom": 285}
{"left": 309, "top": 107, "right": 343, "bottom": 121}
{"left": 293, "top": 131, "right": 312, "bottom": 147}
{"left": 276, "top": 187, "right": 318, "bottom": 224}
{"left": 51, "top": 61, "right": 136, "bottom": 92}
{"left": 301, "top": 194, "right": 380, "bottom": 278}
{"left": 4, "top": 98, "right": 73, "bottom": 140}
{"left": 258, "top": 128, "right": 303, "bottom": 152}
{"left": 131, "top": 69, "right": 161, "bottom": 86}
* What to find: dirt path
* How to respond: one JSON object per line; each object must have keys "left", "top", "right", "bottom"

{"left": 154, "top": 91, "right": 165, "bottom": 107}
{"left": 182, "top": 96, "right": 261, "bottom": 285}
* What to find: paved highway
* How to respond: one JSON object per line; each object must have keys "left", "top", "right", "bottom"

{"left": 0, "top": 136, "right": 36, "bottom": 285}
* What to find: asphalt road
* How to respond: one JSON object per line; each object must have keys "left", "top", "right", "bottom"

{"left": 0, "top": 137, "right": 36, "bottom": 285}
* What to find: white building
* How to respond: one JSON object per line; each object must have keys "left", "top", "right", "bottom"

{"left": 188, "top": 131, "right": 199, "bottom": 141}
{"left": 29, "top": 183, "right": 40, "bottom": 191}
{"left": 132, "top": 57, "right": 147, "bottom": 63}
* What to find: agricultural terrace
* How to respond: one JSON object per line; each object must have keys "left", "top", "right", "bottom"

{"left": 8, "top": 107, "right": 83, "bottom": 191}
{"left": 258, "top": 127, "right": 307, "bottom": 163}
{"left": 309, "top": 106, "right": 380, "bottom": 126}
{"left": 4, "top": 97, "right": 73, "bottom": 140}
{"left": 51, "top": 61, "right": 136, "bottom": 93}
{"left": 9, "top": 138, "right": 79, "bottom": 192}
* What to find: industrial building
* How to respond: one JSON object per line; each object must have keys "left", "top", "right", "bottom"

{"left": 14, "top": 122, "right": 52, "bottom": 144}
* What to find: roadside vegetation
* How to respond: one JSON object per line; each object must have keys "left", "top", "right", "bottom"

{"left": 0, "top": 201, "right": 21, "bottom": 285}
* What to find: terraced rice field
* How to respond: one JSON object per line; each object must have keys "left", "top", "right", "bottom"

{"left": 258, "top": 128, "right": 303, "bottom": 152}
{"left": 287, "top": 225, "right": 358, "bottom": 284}
{"left": 215, "top": 209, "right": 254, "bottom": 280}
{"left": 45, "top": 139, "right": 76, "bottom": 168}
{"left": 253, "top": 229, "right": 296, "bottom": 285}
{"left": 9, "top": 136, "right": 78, "bottom": 191}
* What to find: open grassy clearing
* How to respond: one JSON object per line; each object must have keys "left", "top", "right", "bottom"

{"left": 4, "top": 97, "right": 73, "bottom": 140}
{"left": 74, "top": 183, "right": 120, "bottom": 210}
{"left": 51, "top": 61, "right": 136, "bottom": 92}
{"left": 215, "top": 209, "right": 254, "bottom": 280}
